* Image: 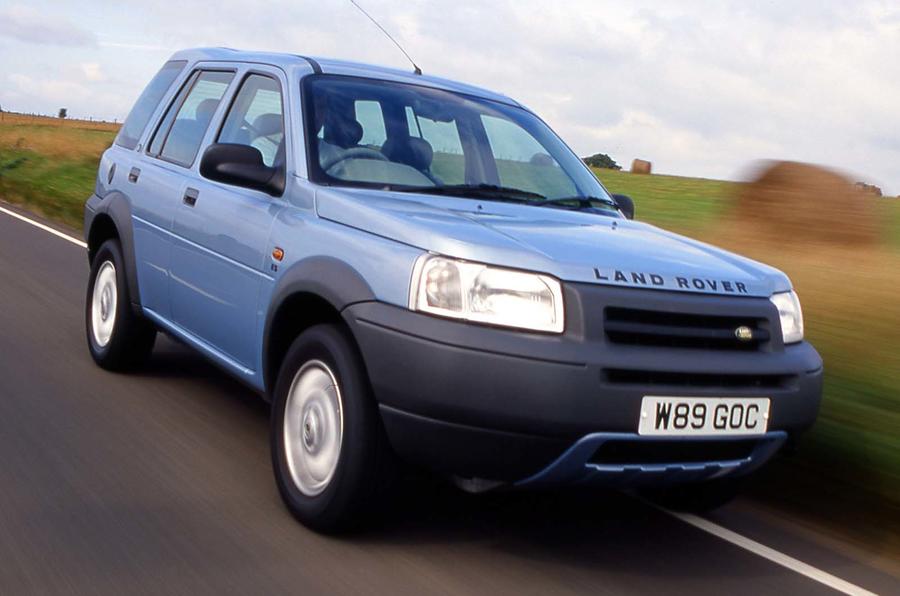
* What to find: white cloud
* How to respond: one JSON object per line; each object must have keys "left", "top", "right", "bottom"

{"left": 98, "top": 41, "right": 170, "bottom": 52}
{"left": 0, "top": 5, "right": 95, "bottom": 46}
{"left": 80, "top": 63, "right": 105, "bottom": 82}
{"left": 7, "top": 73, "right": 91, "bottom": 105}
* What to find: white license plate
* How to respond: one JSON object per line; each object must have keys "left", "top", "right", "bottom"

{"left": 638, "top": 396, "right": 770, "bottom": 436}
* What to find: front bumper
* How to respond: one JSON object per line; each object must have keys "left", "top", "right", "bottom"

{"left": 344, "top": 284, "right": 823, "bottom": 486}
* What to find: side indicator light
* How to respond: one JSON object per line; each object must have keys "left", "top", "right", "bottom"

{"left": 272, "top": 247, "right": 285, "bottom": 262}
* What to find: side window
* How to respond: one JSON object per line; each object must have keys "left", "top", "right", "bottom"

{"left": 115, "top": 60, "right": 186, "bottom": 150}
{"left": 218, "top": 74, "right": 285, "bottom": 167}
{"left": 148, "top": 70, "right": 234, "bottom": 167}
{"left": 407, "top": 107, "right": 465, "bottom": 184}
{"left": 354, "top": 100, "right": 386, "bottom": 148}
{"left": 481, "top": 114, "right": 576, "bottom": 198}
{"left": 148, "top": 71, "right": 197, "bottom": 157}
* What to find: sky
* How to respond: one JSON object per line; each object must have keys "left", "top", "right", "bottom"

{"left": 1, "top": 0, "right": 898, "bottom": 193}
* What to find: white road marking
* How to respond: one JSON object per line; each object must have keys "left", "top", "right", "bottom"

{"left": 0, "top": 204, "right": 87, "bottom": 248}
{"left": 665, "top": 509, "right": 877, "bottom": 596}
{"left": 0, "top": 203, "right": 880, "bottom": 596}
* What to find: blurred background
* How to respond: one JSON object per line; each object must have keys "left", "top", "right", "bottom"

{"left": 0, "top": 0, "right": 897, "bottom": 561}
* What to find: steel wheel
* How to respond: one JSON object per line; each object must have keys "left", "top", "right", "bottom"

{"left": 90, "top": 260, "right": 118, "bottom": 348}
{"left": 85, "top": 239, "right": 156, "bottom": 370}
{"left": 283, "top": 359, "right": 344, "bottom": 496}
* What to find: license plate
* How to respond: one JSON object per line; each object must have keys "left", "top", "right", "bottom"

{"left": 638, "top": 396, "right": 770, "bottom": 436}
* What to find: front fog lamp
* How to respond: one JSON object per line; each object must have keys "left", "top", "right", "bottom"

{"left": 769, "top": 290, "right": 804, "bottom": 344}
{"left": 410, "top": 255, "right": 565, "bottom": 333}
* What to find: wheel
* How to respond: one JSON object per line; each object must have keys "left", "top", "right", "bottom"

{"left": 85, "top": 239, "right": 156, "bottom": 370}
{"left": 271, "top": 324, "right": 396, "bottom": 532}
{"left": 644, "top": 476, "right": 743, "bottom": 513}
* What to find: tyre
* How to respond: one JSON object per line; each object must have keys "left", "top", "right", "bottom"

{"left": 85, "top": 239, "right": 156, "bottom": 370}
{"left": 644, "top": 476, "right": 743, "bottom": 513}
{"left": 271, "top": 324, "right": 396, "bottom": 532}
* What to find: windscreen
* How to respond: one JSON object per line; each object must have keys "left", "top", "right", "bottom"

{"left": 303, "top": 75, "right": 615, "bottom": 207}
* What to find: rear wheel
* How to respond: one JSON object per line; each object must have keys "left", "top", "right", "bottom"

{"left": 271, "top": 324, "right": 396, "bottom": 532}
{"left": 85, "top": 239, "right": 156, "bottom": 370}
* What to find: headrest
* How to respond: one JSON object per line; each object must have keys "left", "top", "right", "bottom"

{"left": 252, "top": 113, "right": 284, "bottom": 137}
{"left": 382, "top": 136, "right": 434, "bottom": 171}
{"left": 195, "top": 98, "right": 219, "bottom": 122}
{"left": 529, "top": 152, "right": 555, "bottom": 166}
{"left": 324, "top": 117, "right": 363, "bottom": 148}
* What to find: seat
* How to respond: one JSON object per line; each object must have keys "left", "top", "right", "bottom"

{"left": 381, "top": 137, "right": 434, "bottom": 171}
{"left": 324, "top": 116, "right": 364, "bottom": 149}
{"left": 163, "top": 98, "right": 221, "bottom": 164}
{"left": 194, "top": 98, "right": 219, "bottom": 130}
{"left": 248, "top": 113, "right": 285, "bottom": 166}
{"left": 251, "top": 113, "right": 284, "bottom": 139}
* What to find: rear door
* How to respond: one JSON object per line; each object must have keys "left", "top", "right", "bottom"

{"left": 111, "top": 59, "right": 186, "bottom": 318}
{"left": 134, "top": 68, "right": 236, "bottom": 321}
{"left": 169, "top": 66, "right": 288, "bottom": 371}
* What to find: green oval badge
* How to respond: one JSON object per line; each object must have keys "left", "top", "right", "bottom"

{"left": 734, "top": 326, "right": 754, "bottom": 342}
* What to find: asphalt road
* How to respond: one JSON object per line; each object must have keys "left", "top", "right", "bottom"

{"left": 0, "top": 204, "right": 895, "bottom": 595}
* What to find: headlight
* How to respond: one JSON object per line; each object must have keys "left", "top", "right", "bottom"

{"left": 409, "top": 255, "right": 565, "bottom": 333}
{"left": 769, "top": 290, "right": 804, "bottom": 344}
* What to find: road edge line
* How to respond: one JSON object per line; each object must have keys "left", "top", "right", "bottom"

{"left": 663, "top": 508, "right": 877, "bottom": 596}
{"left": 0, "top": 204, "right": 87, "bottom": 248}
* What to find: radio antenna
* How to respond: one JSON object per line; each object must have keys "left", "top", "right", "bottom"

{"left": 349, "top": 0, "right": 422, "bottom": 75}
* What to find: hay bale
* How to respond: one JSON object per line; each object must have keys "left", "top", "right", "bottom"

{"left": 732, "top": 161, "right": 878, "bottom": 246}
{"left": 854, "top": 182, "right": 883, "bottom": 197}
{"left": 630, "top": 159, "right": 652, "bottom": 174}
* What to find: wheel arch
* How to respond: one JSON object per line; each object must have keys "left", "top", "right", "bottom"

{"left": 87, "top": 213, "right": 119, "bottom": 263}
{"left": 263, "top": 256, "right": 377, "bottom": 397}
{"left": 86, "top": 192, "right": 141, "bottom": 312}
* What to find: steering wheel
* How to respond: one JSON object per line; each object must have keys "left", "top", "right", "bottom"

{"left": 322, "top": 147, "right": 390, "bottom": 172}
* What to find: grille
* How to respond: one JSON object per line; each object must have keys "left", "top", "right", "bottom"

{"left": 589, "top": 439, "right": 758, "bottom": 466}
{"left": 605, "top": 307, "right": 769, "bottom": 351}
{"left": 604, "top": 368, "right": 790, "bottom": 389}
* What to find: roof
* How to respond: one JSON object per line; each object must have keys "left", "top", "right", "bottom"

{"left": 167, "top": 47, "right": 521, "bottom": 107}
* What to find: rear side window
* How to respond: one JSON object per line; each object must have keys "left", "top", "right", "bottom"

{"left": 148, "top": 70, "right": 234, "bottom": 167}
{"left": 115, "top": 60, "right": 187, "bottom": 150}
{"left": 218, "top": 74, "right": 284, "bottom": 167}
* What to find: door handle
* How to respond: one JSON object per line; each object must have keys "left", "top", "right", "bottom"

{"left": 183, "top": 188, "right": 199, "bottom": 207}
{"left": 128, "top": 167, "right": 141, "bottom": 183}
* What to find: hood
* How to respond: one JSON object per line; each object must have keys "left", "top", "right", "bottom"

{"left": 315, "top": 188, "right": 790, "bottom": 298}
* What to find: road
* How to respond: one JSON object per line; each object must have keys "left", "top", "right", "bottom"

{"left": 0, "top": 204, "right": 895, "bottom": 595}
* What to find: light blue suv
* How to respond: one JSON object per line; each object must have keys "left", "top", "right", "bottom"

{"left": 85, "top": 48, "right": 822, "bottom": 531}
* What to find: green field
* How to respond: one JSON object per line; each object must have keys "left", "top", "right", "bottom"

{"left": 2, "top": 114, "right": 899, "bottom": 538}
{"left": 0, "top": 113, "right": 117, "bottom": 228}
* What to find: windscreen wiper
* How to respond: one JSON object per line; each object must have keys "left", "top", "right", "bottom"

{"left": 390, "top": 183, "right": 545, "bottom": 202}
{"left": 532, "top": 195, "right": 620, "bottom": 210}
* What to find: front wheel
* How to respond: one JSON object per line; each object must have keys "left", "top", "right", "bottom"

{"left": 271, "top": 324, "right": 396, "bottom": 532}
{"left": 85, "top": 239, "right": 156, "bottom": 370}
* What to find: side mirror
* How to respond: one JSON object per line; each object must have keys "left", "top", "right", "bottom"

{"left": 612, "top": 194, "right": 635, "bottom": 220}
{"left": 199, "top": 143, "right": 284, "bottom": 196}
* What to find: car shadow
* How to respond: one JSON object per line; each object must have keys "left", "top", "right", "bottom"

{"left": 133, "top": 334, "right": 268, "bottom": 416}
